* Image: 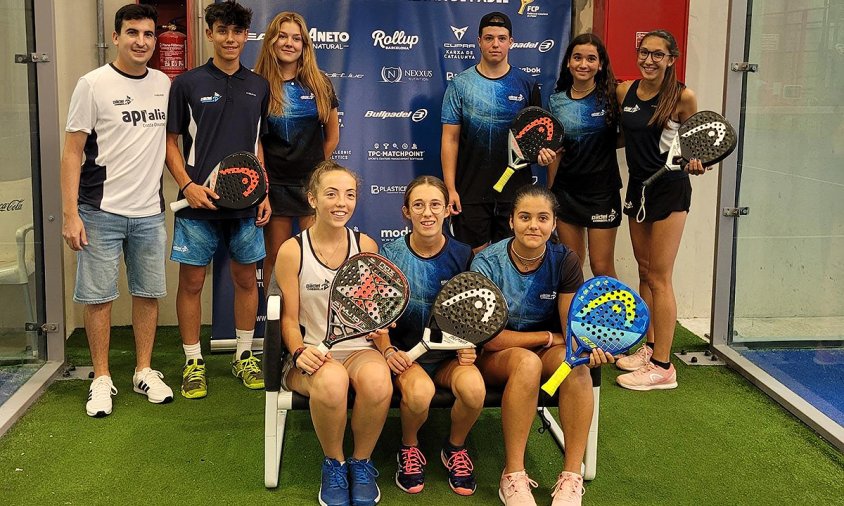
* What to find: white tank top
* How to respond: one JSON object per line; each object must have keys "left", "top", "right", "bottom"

{"left": 297, "top": 228, "right": 372, "bottom": 352}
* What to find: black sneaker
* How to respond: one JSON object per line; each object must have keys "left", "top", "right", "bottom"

{"left": 441, "top": 445, "right": 477, "bottom": 496}
{"left": 395, "top": 445, "right": 426, "bottom": 494}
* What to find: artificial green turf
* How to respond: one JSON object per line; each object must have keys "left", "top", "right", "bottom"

{"left": 0, "top": 325, "right": 842, "bottom": 505}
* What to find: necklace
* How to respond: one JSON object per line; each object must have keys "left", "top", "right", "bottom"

{"left": 410, "top": 234, "right": 444, "bottom": 258}
{"left": 571, "top": 82, "right": 596, "bottom": 94}
{"left": 510, "top": 243, "right": 546, "bottom": 269}
{"left": 311, "top": 229, "right": 344, "bottom": 267}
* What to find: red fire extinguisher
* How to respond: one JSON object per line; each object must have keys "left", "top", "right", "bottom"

{"left": 158, "top": 23, "right": 186, "bottom": 81}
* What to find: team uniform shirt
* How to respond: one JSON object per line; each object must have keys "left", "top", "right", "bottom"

{"left": 263, "top": 79, "right": 338, "bottom": 187}
{"left": 548, "top": 89, "right": 621, "bottom": 194}
{"left": 620, "top": 80, "right": 684, "bottom": 183}
{"left": 471, "top": 239, "right": 582, "bottom": 332}
{"left": 297, "top": 228, "right": 373, "bottom": 356}
{"left": 441, "top": 66, "right": 541, "bottom": 204}
{"left": 381, "top": 235, "right": 473, "bottom": 364}
{"left": 167, "top": 58, "right": 270, "bottom": 220}
{"left": 66, "top": 64, "right": 170, "bottom": 217}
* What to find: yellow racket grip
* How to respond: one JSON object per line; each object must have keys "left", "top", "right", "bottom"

{"left": 541, "top": 362, "right": 572, "bottom": 396}
{"left": 493, "top": 167, "right": 516, "bottom": 192}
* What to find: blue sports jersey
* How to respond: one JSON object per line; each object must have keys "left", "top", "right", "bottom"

{"left": 548, "top": 90, "right": 621, "bottom": 194}
{"left": 381, "top": 235, "right": 473, "bottom": 363}
{"left": 441, "top": 66, "right": 541, "bottom": 204}
{"left": 263, "top": 79, "right": 338, "bottom": 186}
{"left": 471, "top": 239, "right": 582, "bottom": 332}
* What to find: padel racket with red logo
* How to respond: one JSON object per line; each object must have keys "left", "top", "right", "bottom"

{"left": 493, "top": 106, "right": 565, "bottom": 193}
{"left": 636, "top": 111, "right": 737, "bottom": 222}
{"left": 170, "top": 151, "right": 268, "bottom": 212}
{"left": 541, "top": 276, "right": 650, "bottom": 395}
{"left": 314, "top": 252, "right": 409, "bottom": 357}
{"left": 405, "top": 272, "right": 508, "bottom": 361}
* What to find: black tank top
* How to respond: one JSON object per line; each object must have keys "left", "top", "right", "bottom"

{"left": 620, "top": 80, "right": 685, "bottom": 182}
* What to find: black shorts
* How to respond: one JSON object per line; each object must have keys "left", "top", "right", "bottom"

{"left": 623, "top": 176, "right": 692, "bottom": 223}
{"left": 268, "top": 185, "right": 314, "bottom": 218}
{"left": 554, "top": 187, "right": 622, "bottom": 229}
{"left": 450, "top": 202, "right": 513, "bottom": 249}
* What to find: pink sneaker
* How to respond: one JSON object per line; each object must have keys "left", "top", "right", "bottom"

{"left": 551, "top": 471, "right": 584, "bottom": 506}
{"left": 616, "top": 362, "right": 678, "bottom": 391}
{"left": 615, "top": 345, "right": 653, "bottom": 371}
{"left": 499, "top": 469, "right": 538, "bottom": 505}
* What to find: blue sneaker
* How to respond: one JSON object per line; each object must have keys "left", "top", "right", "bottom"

{"left": 319, "top": 457, "right": 350, "bottom": 506}
{"left": 441, "top": 445, "right": 477, "bottom": 496}
{"left": 348, "top": 458, "right": 381, "bottom": 506}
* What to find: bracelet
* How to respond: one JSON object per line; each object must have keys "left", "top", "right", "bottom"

{"left": 383, "top": 346, "right": 398, "bottom": 359}
{"left": 544, "top": 331, "right": 554, "bottom": 349}
{"left": 291, "top": 346, "right": 306, "bottom": 368}
{"left": 180, "top": 181, "right": 194, "bottom": 193}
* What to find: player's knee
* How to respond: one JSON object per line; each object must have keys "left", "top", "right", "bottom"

{"left": 452, "top": 373, "right": 486, "bottom": 410}
{"left": 401, "top": 379, "right": 435, "bottom": 412}
{"left": 178, "top": 271, "right": 205, "bottom": 295}
{"left": 589, "top": 256, "right": 615, "bottom": 277}
{"left": 511, "top": 351, "right": 542, "bottom": 385}
{"left": 355, "top": 366, "right": 393, "bottom": 404}
{"left": 231, "top": 269, "right": 257, "bottom": 291}
{"left": 311, "top": 364, "right": 350, "bottom": 406}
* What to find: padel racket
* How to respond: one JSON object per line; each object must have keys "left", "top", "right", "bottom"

{"left": 637, "top": 111, "right": 737, "bottom": 222}
{"left": 541, "top": 276, "right": 650, "bottom": 395}
{"left": 314, "top": 252, "right": 409, "bottom": 357}
{"left": 405, "top": 272, "right": 508, "bottom": 361}
{"left": 170, "top": 151, "right": 268, "bottom": 212}
{"left": 493, "top": 106, "right": 565, "bottom": 192}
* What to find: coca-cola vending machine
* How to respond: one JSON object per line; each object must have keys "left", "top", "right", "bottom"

{"left": 592, "top": 0, "right": 690, "bottom": 82}
{"left": 139, "top": 0, "right": 196, "bottom": 80}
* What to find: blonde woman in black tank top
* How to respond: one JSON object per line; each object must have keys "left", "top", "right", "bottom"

{"left": 613, "top": 30, "right": 705, "bottom": 391}
{"left": 274, "top": 161, "right": 390, "bottom": 505}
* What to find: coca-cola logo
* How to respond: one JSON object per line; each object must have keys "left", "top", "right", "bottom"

{"left": 0, "top": 199, "right": 24, "bottom": 212}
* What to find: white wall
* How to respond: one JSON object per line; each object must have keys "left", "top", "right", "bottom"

{"left": 52, "top": 0, "right": 730, "bottom": 333}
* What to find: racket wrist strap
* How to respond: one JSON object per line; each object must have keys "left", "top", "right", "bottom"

{"left": 543, "top": 331, "right": 554, "bottom": 349}
{"left": 383, "top": 346, "right": 399, "bottom": 359}
{"left": 291, "top": 346, "right": 306, "bottom": 368}
{"left": 180, "top": 181, "right": 194, "bottom": 193}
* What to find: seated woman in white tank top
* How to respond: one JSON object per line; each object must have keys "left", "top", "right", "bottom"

{"left": 274, "top": 160, "right": 391, "bottom": 506}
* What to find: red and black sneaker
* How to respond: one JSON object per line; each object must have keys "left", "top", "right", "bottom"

{"left": 395, "top": 444, "right": 426, "bottom": 494}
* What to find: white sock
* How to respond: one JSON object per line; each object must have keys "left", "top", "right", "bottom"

{"left": 235, "top": 329, "right": 254, "bottom": 360}
{"left": 183, "top": 342, "right": 202, "bottom": 363}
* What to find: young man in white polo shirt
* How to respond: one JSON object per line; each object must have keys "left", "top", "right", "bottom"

{"left": 61, "top": 3, "right": 173, "bottom": 417}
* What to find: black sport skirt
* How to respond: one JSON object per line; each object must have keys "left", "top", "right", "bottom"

{"left": 554, "top": 187, "right": 622, "bottom": 229}
{"left": 623, "top": 176, "right": 692, "bottom": 223}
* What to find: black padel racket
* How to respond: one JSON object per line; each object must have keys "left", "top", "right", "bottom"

{"left": 637, "top": 111, "right": 737, "bottom": 222}
{"left": 315, "top": 252, "right": 409, "bottom": 357}
{"left": 493, "top": 106, "right": 565, "bottom": 192}
{"left": 405, "top": 272, "right": 508, "bottom": 361}
{"left": 170, "top": 151, "right": 268, "bottom": 212}
{"left": 541, "top": 276, "right": 650, "bottom": 395}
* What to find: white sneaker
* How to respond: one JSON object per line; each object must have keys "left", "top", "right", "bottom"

{"left": 132, "top": 368, "right": 174, "bottom": 404}
{"left": 86, "top": 376, "right": 117, "bottom": 417}
{"left": 551, "top": 471, "right": 585, "bottom": 506}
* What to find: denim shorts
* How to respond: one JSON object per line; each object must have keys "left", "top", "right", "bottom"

{"left": 170, "top": 217, "right": 265, "bottom": 266}
{"left": 74, "top": 204, "right": 167, "bottom": 304}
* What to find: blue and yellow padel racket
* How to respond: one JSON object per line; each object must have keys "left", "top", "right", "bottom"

{"left": 541, "top": 276, "right": 650, "bottom": 395}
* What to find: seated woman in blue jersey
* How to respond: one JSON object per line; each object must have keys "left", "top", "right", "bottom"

{"left": 274, "top": 160, "right": 389, "bottom": 506}
{"left": 470, "top": 185, "right": 613, "bottom": 506}
{"left": 376, "top": 176, "right": 484, "bottom": 497}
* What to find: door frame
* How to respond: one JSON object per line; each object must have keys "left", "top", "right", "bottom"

{"left": 0, "top": 0, "right": 65, "bottom": 437}
{"left": 710, "top": 0, "right": 843, "bottom": 451}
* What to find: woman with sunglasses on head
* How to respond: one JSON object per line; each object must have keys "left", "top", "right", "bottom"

{"left": 471, "top": 185, "right": 612, "bottom": 506}
{"left": 275, "top": 161, "right": 388, "bottom": 506}
{"left": 377, "top": 176, "right": 484, "bottom": 497}
{"left": 255, "top": 11, "right": 340, "bottom": 280}
{"left": 613, "top": 29, "right": 705, "bottom": 390}
{"left": 538, "top": 33, "right": 622, "bottom": 279}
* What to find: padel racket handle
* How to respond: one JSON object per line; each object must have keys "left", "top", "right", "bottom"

{"left": 642, "top": 165, "right": 670, "bottom": 187}
{"left": 405, "top": 342, "right": 427, "bottom": 362}
{"left": 315, "top": 342, "right": 330, "bottom": 356}
{"left": 493, "top": 167, "right": 516, "bottom": 192}
{"left": 541, "top": 362, "right": 572, "bottom": 396}
{"left": 170, "top": 199, "right": 190, "bottom": 212}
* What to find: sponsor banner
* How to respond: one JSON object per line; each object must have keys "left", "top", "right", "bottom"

{"left": 214, "top": 0, "right": 569, "bottom": 341}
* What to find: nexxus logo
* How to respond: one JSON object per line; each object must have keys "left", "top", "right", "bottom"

{"left": 122, "top": 109, "right": 166, "bottom": 126}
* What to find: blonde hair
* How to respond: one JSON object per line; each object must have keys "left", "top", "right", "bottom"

{"left": 254, "top": 11, "right": 334, "bottom": 122}
{"left": 307, "top": 160, "right": 360, "bottom": 197}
